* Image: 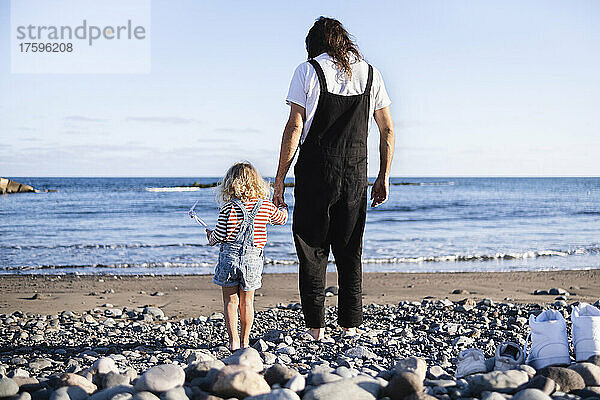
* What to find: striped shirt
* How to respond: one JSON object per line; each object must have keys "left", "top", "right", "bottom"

{"left": 208, "top": 198, "right": 288, "bottom": 248}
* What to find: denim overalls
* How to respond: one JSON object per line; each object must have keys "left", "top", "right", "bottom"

{"left": 213, "top": 198, "right": 264, "bottom": 291}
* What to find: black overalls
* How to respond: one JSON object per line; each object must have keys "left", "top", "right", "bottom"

{"left": 293, "top": 59, "right": 373, "bottom": 328}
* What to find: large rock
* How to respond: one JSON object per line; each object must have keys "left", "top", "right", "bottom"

{"left": 303, "top": 377, "right": 380, "bottom": 400}
{"left": 102, "top": 373, "right": 130, "bottom": 389}
{"left": 50, "top": 387, "right": 89, "bottom": 400}
{"left": 89, "top": 386, "right": 135, "bottom": 400}
{"left": 587, "top": 355, "right": 600, "bottom": 366}
{"left": 135, "top": 365, "right": 185, "bottom": 393}
{"left": 222, "top": 348, "right": 264, "bottom": 372}
{"left": 59, "top": 374, "right": 97, "bottom": 394}
{"left": 0, "top": 178, "right": 36, "bottom": 194}
{"left": 382, "top": 371, "right": 423, "bottom": 400}
{"left": 466, "top": 370, "right": 530, "bottom": 394}
{"left": 158, "top": 386, "right": 188, "bottom": 400}
{"left": 132, "top": 393, "right": 159, "bottom": 400}
{"left": 522, "top": 375, "right": 559, "bottom": 394}
{"left": 0, "top": 377, "right": 20, "bottom": 398}
{"left": 185, "top": 360, "right": 225, "bottom": 380}
{"left": 245, "top": 389, "right": 301, "bottom": 400}
{"left": 394, "top": 357, "right": 427, "bottom": 381}
{"left": 92, "top": 358, "right": 118, "bottom": 375}
{"left": 537, "top": 366, "right": 585, "bottom": 393}
{"left": 512, "top": 388, "right": 552, "bottom": 400}
{"left": 211, "top": 367, "right": 270, "bottom": 398}
{"left": 568, "top": 362, "right": 600, "bottom": 386}
{"left": 264, "top": 364, "right": 298, "bottom": 386}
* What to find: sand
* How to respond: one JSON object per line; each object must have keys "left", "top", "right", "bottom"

{"left": 0, "top": 269, "right": 598, "bottom": 319}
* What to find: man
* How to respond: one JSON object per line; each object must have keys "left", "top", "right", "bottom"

{"left": 273, "top": 17, "right": 395, "bottom": 340}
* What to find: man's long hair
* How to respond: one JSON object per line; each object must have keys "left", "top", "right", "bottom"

{"left": 305, "top": 17, "right": 361, "bottom": 79}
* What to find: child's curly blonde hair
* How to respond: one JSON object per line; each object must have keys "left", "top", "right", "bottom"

{"left": 216, "top": 162, "right": 271, "bottom": 204}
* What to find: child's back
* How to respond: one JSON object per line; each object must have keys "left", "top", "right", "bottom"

{"left": 209, "top": 198, "right": 287, "bottom": 248}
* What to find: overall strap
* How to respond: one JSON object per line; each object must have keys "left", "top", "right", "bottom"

{"left": 364, "top": 64, "right": 373, "bottom": 95}
{"left": 308, "top": 59, "right": 328, "bottom": 93}
{"left": 231, "top": 199, "right": 250, "bottom": 242}
{"left": 248, "top": 199, "right": 263, "bottom": 219}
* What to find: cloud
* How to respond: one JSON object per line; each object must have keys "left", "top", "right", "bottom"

{"left": 19, "top": 137, "right": 40, "bottom": 142}
{"left": 214, "top": 127, "right": 261, "bottom": 134}
{"left": 64, "top": 116, "right": 107, "bottom": 122}
{"left": 16, "top": 127, "right": 35, "bottom": 131}
{"left": 125, "top": 116, "right": 198, "bottom": 124}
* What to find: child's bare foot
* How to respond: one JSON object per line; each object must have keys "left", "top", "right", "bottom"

{"left": 308, "top": 327, "right": 325, "bottom": 341}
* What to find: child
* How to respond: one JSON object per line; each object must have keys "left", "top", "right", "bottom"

{"left": 206, "top": 162, "right": 288, "bottom": 350}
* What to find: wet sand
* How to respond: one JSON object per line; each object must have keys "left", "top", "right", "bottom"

{"left": 0, "top": 270, "right": 598, "bottom": 319}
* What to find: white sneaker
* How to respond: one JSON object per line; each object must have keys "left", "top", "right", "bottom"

{"left": 455, "top": 348, "right": 487, "bottom": 378}
{"left": 525, "top": 309, "right": 570, "bottom": 368}
{"left": 494, "top": 341, "right": 524, "bottom": 371}
{"left": 572, "top": 302, "right": 600, "bottom": 362}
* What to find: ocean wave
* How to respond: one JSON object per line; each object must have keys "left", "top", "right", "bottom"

{"left": 3, "top": 246, "right": 599, "bottom": 272}
{"left": 1, "top": 243, "right": 206, "bottom": 250}
{"left": 145, "top": 187, "right": 202, "bottom": 192}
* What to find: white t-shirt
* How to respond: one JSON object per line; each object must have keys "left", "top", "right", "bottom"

{"left": 286, "top": 53, "right": 392, "bottom": 144}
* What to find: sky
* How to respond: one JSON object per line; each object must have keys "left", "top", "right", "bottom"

{"left": 1, "top": 0, "right": 599, "bottom": 177}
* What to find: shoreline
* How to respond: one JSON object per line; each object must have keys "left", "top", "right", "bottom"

{"left": 0, "top": 269, "right": 598, "bottom": 318}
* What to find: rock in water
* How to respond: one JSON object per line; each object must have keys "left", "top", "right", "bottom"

{"left": 395, "top": 357, "right": 428, "bottom": 381}
{"left": 0, "top": 178, "right": 37, "bottom": 194}
{"left": 0, "top": 377, "right": 20, "bottom": 398}
{"left": 568, "top": 362, "right": 600, "bottom": 386}
{"left": 536, "top": 366, "right": 585, "bottom": 393}
{"left": 512, "top": 388, "right": 552, "bottom": 400}
{"left": 264, "top": 364, "right": 298, "bottom": 386}
{"left": 211, "top": 368, "right": 270, "bottom": 398}
{"left": 466, "top": 370, "right": 530, "bottom": 394}
{"left": 222, "top": 347, "right": 264, "bottom": 372}
{"left": 245, "top": 388, "right": 301, "bottom": 400}
{"left": 134, "top": 364, "right": 185, "bottom": 393}
{"left": 383, "top": 371, "right": 424, "bottom": 400}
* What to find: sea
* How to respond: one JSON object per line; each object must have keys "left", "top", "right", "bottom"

{"left": 1, "top": 177, "right": 599, "bottom": 275}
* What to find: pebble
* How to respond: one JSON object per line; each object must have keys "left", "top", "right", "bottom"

{"left": 222, "top": 348, "right": 264, "bottom": 372}
{"left": 536, "top": 366, "right": 585, "bottom": 393}
{"left": 567, "top": 362, "right": 600, "bottom": 386}
{"left": 264, "top": 364, "right": 298, "bottom": 386}
{"left": 0, "top": 377, "right": 20, "bottom": 398}
{"left": 245, "top": 388, "right": 301, "bottom": 400}
{"left": 211, "top": 367, "right": 270, "bottom": 398}
{"left": 134, "top": 364, "right": 185, "bottom": 393}
{"left": 59, "top": 373, "right": 97, "bottom": 394}
{"left": 466, "top": 370, "right": 530, "bottom": 394}
{"left": 284, "top": 374, "right": 305, "bottom": 393}
{"left": 383, "top": 371, "right": 423, "bottom": 400}
{"left": 512, "top": 388, "right": 552, "bottom": 400}
{"left": 50, "top": 386, "right": 89, "bottom": 400}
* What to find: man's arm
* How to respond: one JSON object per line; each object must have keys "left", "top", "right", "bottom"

{"left": 273, "top": 103, "right": 305, "bottom": 207}
{"left": 371, "top": 106, "right": 395, "bottom": 207}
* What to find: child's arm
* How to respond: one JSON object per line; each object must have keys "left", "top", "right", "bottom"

{"left": 208, "top": 203, "right": 233, "bottom": 245}
{"left": 269, "top": 201, "right": 288, "bottom": 226}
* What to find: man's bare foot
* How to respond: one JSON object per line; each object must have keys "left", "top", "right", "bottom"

{"left": 308, "top": 327, "right": 325, "bottom": 341}
{"left": 229, "top": 340, "right": 240, "bottom": 351}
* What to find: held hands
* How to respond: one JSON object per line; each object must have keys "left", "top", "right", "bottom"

{"left": 272, "top": 179, "right": 287, "bottom": 208}
{"left": 370, "top": 175, "right": 389, "bottom": 207}
{"left": 205, "top": 229, "right": 213, "bottom": 242}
